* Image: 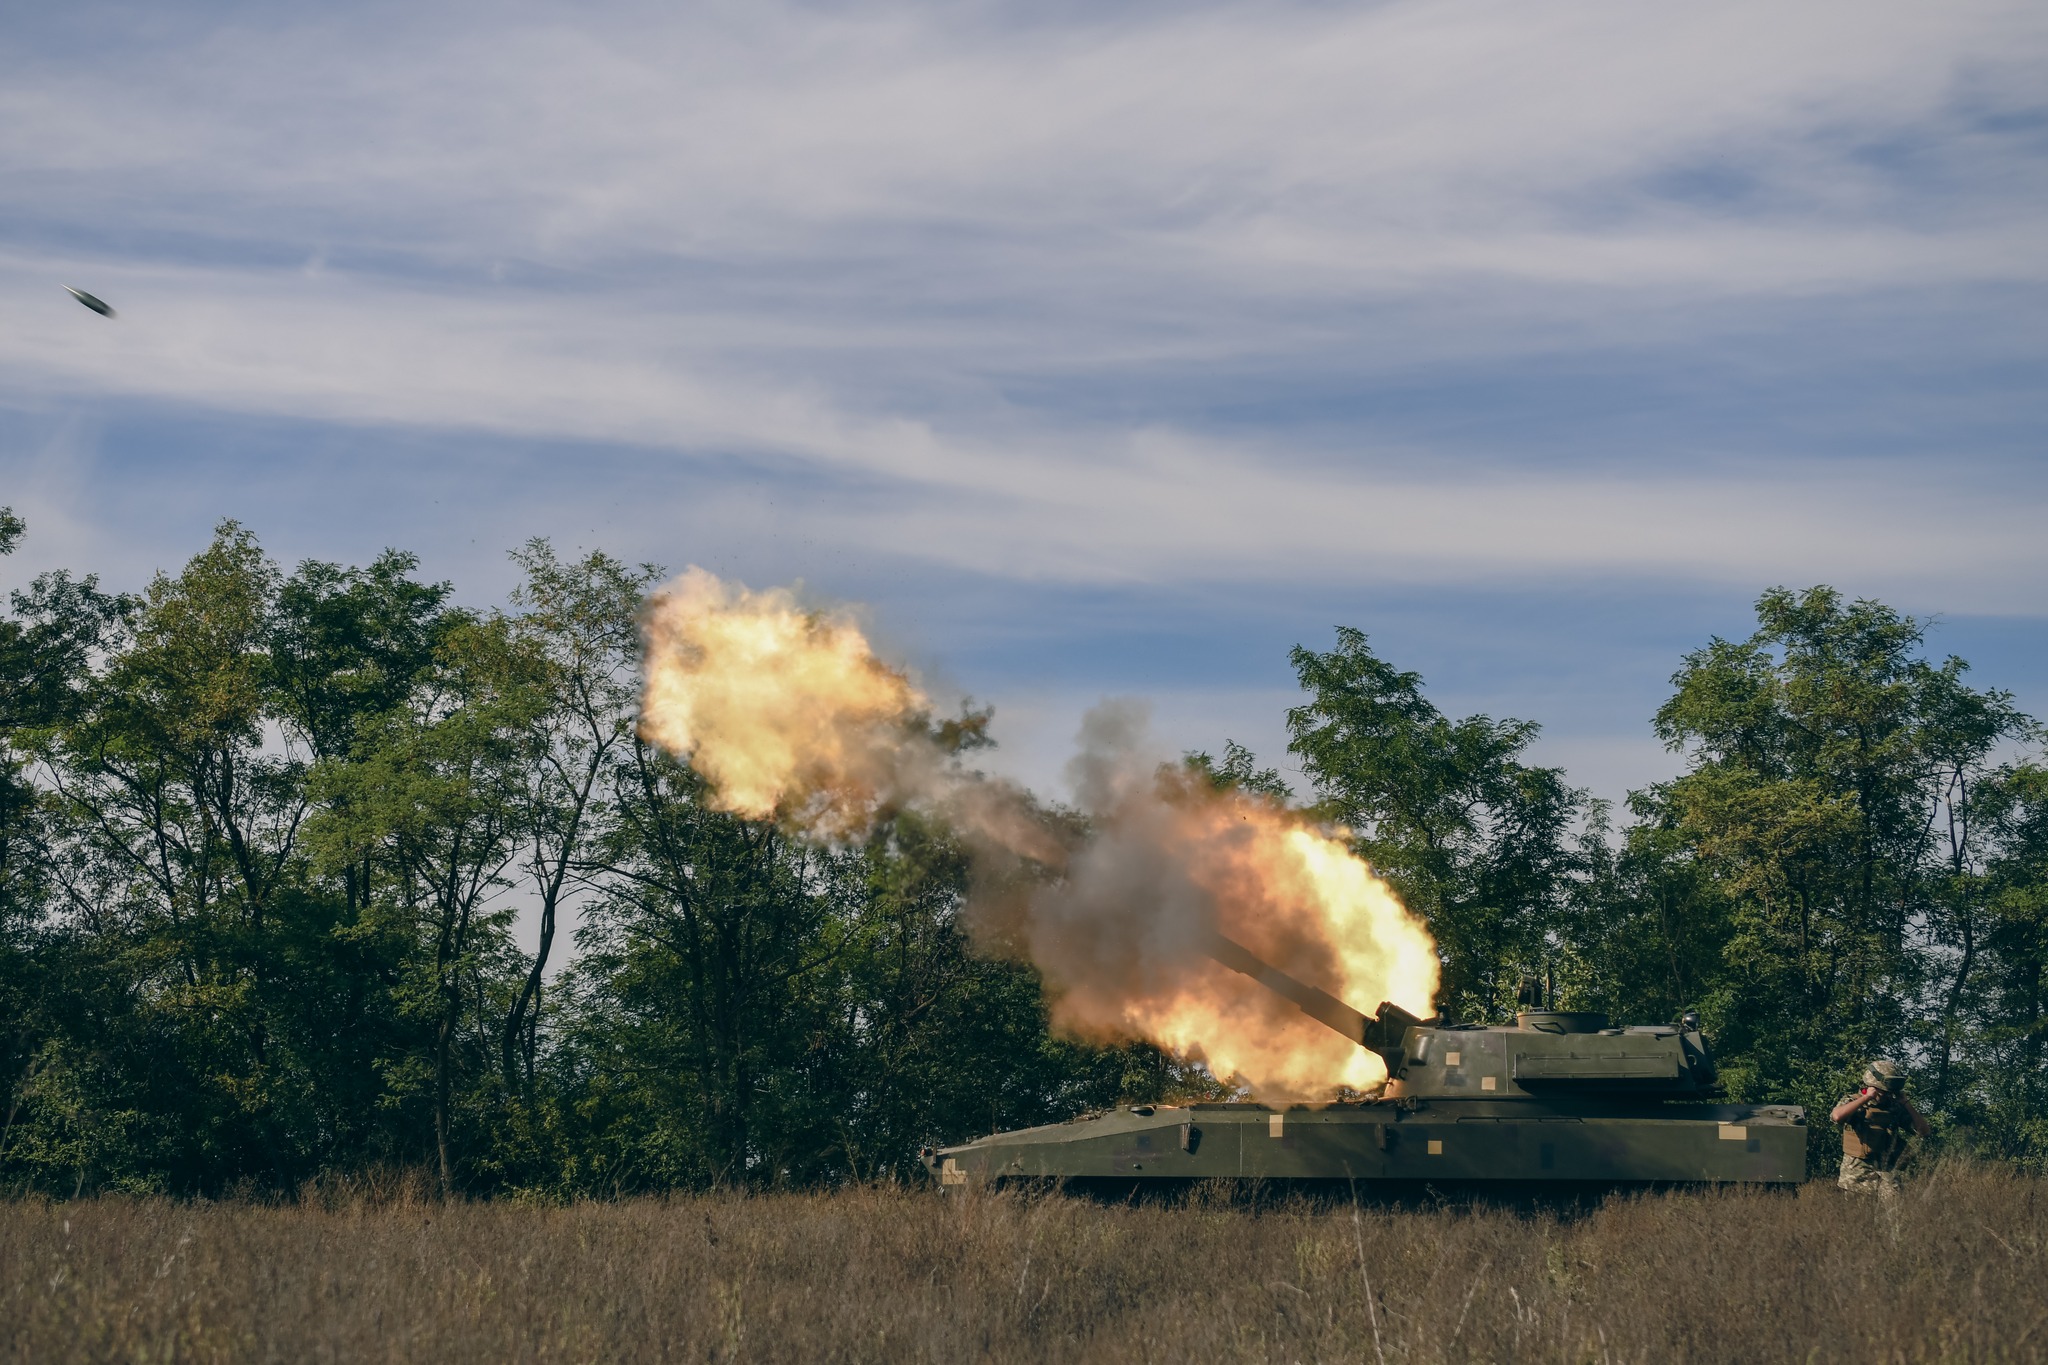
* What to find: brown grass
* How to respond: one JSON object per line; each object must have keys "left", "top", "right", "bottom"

{"left": 4, "top": 1166, "right": 2045, "bottom": 1364}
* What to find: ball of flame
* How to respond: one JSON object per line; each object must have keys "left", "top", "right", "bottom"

{"left": 1033, "top": 779, "right": 1440, "bottom": 1100}
{"left": 638, "top": 568, "right": 1443, "bottom": 1100}
{"left": 639, "top": 569, "right": 927, "bottom": 828}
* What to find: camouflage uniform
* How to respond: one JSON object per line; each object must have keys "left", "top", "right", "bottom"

{"left": 1836, "top": 1150, "right": 1901, "bottom": 1198}
{"left": 1836, "top": 1088, "right": 1913, "bottom": 1199}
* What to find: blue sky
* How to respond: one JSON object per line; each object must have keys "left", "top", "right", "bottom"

{"left": 5, "top": 0, "right": 2047, "bottom": 807}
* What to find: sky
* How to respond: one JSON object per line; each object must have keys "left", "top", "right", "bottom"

{"left": 4, "top": 0, "right": 2047, "bottom": 810}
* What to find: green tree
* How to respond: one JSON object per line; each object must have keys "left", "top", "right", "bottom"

{"left": 270, "top": 551, "right": 451, "bottom": 767}
{"left": 1553, "top": 800, "right": 1731, "bottom": 1032}
{"left": 7, "top": 525, "right": 468, "bottom": 1192}
{"left": 26, "top": 523, "right": 315, "bottom": 1188}
{"left": 1642, "top": 587, "right": 2026, "bottom": 1138}
{"left": 309, "top": 615, "right": 548, "bottom": 1193}
{"left": 567, "top": 731, "right": 1198, "bottom": 1191}
{"left": 572, "top": 738, "right": 869, "bottom": 1186}
{"left": 1182, "top": 740, "right": 1292, "bottom": 802}
{"left": 0, "top": 512, "right": 131, "bottom": 1181}
{"left": 496, "top": 542, "right": 655, "bottom": 1096}
{"left": 1286, "top": 628, "right": 1585, "bottom": 1021}
{"left": 0, "top": 509, "right": 130, "bottom": 932}
{"left": 1943, "top": 762, "right": 2048, "bottom": 1162}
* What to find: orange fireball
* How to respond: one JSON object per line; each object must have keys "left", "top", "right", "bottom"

{"left": 640, "top": 568, "right": 926, "bottom": 833}
{"left": 638, "top": 569, "right": 1440, "bottom": 1100}
{"left": 1028, "top": 771, "right": 1438, "bottom": 1100}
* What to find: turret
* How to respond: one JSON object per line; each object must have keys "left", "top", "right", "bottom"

{"left": 1388, "top": 1012, "right": 1720, "bottom": 1099}
{"left": 1206, "top": 932, "right": 1719, "bottom": 1098}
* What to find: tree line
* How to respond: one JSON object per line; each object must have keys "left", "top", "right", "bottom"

{"left": 2, "top": 514, "right": 2043, "bottom": 1194}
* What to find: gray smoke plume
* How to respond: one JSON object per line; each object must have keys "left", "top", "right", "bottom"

{"left": 637, "top": 570, "right": 1437, "bottom": 1097}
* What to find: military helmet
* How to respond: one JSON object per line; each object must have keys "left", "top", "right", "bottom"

{"left": 1863, "top": 1058, "right": 1906, "bottom": 1092}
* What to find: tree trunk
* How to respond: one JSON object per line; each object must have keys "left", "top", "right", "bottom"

{"left": 435, "top": 1004, "right": 455, "bottom": 1197}
{"left": 503, "top": 896, "right": 554, "bottom": 1092}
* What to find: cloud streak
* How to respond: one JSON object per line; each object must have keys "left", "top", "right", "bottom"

{"left": 2, "top": 0, "right": 2045, "bottom": 737}
{"left": 11, "top": 2, "right": 2044, "bottom": 267}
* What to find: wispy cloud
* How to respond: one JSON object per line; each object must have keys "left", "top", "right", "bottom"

{"left": 3, "top": 0, "right": 2045, "bottom": 783}
{"left": 0, "top": 247, "right": 2036, "bottom": 602}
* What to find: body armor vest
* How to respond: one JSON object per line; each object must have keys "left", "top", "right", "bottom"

{"left": 1841, "top": 1094, "right": 1911, "bottom": 1168}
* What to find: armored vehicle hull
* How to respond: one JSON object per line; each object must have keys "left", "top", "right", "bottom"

{"left": 926, "top": 938, "right": 1808, "bottom": 1191}
{"left": 931, "top": 1098, "right": 1806, "bottom": 1191}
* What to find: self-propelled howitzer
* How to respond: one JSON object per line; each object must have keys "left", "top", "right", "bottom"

{"left": 923, "top": 935, "right": 1806, "bottom": 1190}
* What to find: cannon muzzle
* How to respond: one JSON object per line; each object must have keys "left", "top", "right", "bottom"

{"left": 1203, "top": 930, "right": 1432, "bottom": 1066}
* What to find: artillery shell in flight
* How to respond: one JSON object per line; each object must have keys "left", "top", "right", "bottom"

{"left": 64, "top": 286, "right": 116, "bottom": 318}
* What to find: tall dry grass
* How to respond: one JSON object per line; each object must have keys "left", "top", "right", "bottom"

{"left": 3, "top": 1165, "right": 2044, "bottom": 1363}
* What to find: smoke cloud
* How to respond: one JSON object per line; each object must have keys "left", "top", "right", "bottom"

{"left": 639, "top": 568, "right": 1440, "bottom": 1099}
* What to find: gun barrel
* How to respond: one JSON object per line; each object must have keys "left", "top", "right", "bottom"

{"left": 1204, "top": 931, "right": 1373, "bottom": 1045}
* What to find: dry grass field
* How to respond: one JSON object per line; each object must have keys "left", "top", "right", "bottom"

{"left": 4, "top": 1166, "right": 2045, "bottom": 1364}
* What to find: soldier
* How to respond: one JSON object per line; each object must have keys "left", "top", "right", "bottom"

{"left": 1829, "top": 1059, "right": 1930, "bottom": 1197}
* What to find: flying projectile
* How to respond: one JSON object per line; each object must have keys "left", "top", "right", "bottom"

{"left": 63, "top": 286, "right": 116, "bottom": 318}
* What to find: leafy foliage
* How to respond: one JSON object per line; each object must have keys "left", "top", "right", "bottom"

{"left": 3, "top": 517, "right": 2046, "bottom": 1191}
{"left": 0, "top": 518, "right": 1173, "bottom": 1194}
{"left": 1287, "top": 628, "right": 1587, "bottom": 1021}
